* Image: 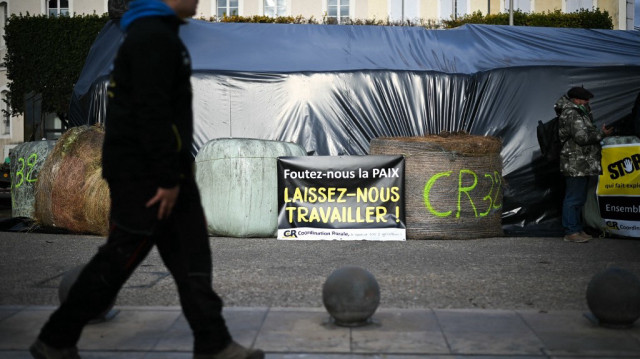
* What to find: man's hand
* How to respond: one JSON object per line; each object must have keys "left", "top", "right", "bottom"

{"left": 146, "top": 186, "right": 180, "bottom": 220}
{"left": 602, "top": 124, "right": 614, "bottom": 136}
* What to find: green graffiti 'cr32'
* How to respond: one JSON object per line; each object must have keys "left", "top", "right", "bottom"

{"left": 13, "top": 153, "right": 39, "bottom": 189}
{"left": 423, "top": 169, "right": 502, "bottom": 218}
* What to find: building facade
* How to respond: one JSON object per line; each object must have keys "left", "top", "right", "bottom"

{"left": 0, "top": 0, "right": 634, "bottom": 158}
{"left": 0, "top": 0, "right": 112, "bottom": 158}
{"left": 194, "top": 0, "right": 634, "bottom": 29}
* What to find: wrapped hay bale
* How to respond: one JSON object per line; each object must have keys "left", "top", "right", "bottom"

{"left": 10, "top": 140, "right": 57, "bottom": 218}
{"left": 34, "top": 125, "right": 110, "bottom": 235}
{"left": 370, "top": 132, "right": 503, "bottom": 239}
{"left": 195, "top": 138, "right": 306, "bottom": 237}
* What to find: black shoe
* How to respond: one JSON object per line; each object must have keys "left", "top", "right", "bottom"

{"left": 29, "top": 339, "right": 81, "bottom": 359}
{"left": 193, "top": 341, "right": 265, "bottom": 359}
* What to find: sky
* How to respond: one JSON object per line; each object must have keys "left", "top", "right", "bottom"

{"left": 636, "top": 0, "right": 639, "bottom": 28}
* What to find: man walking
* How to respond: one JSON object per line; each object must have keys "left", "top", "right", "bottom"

{"left": 30, "top": 1, "right": 264, "bottom": 358}
{"left": 556, "top": 86, "right": 613, "bottom": 243}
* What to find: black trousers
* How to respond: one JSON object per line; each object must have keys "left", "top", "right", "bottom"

{"left": 38, "top": 179, "right": 232, "bottom": 354}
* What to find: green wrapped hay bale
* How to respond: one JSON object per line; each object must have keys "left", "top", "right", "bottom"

{"left": 602, "top": 136, "right": 640, "bottom": 146}
{"left": 195, "top": 138, "right": 306, "bottom": 237}
{"left": 10, "top": 140, "right": 57, "bottom": 218}
{"left": 34, "top": 125, "right": 110, "bottom": 235}
{"left": 370, "top": 133, "right": 503, "bottom": 239}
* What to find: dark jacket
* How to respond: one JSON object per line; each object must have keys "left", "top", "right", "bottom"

{"left": 556, "top": 95, "right": 604, "bottom": 177}
{"left": 102, "top": 13, "right": 193, "bottom": 189}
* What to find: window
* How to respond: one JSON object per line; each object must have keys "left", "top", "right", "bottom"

{"left": 327, "top": 0, "right": 349, "bottom": 24}
{"left": 0, "top": 91, "right": 10, "bottom": 137}
{"left": 440, "top": 0, "right": 468, "bottom": 20}
{"left": 48, "top": 0, "right": 69, "bottom": 16}
{"left": 217, "top": 0, "right": 239, "bottom": 17}
{"left": 566, "top": 0, "right": 592, "bottom": 12}
{"left": 505, "top": 0, "right": 531, "bottom": 13}
{"left": 43, "top": 113, "right": 65, "bottom": 140}
{"left": 264, "top": 0, "right": 286, "bottom": 17}
{"left": 0, "top": 2, "right": 7, "bottom": 55}
{"left": 389, "top": 0, "right": 419, "bottom": 22}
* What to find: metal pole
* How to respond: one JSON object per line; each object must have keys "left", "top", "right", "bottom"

{"left": 453, "top": 0, "right": 457, "bottom": 20}
{"left": 509, "top": 0, "right": 514, "bottom": 25}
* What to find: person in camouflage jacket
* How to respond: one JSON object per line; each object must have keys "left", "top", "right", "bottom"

{"left": 555, "top": 87, "right": 613, "bottom": 243}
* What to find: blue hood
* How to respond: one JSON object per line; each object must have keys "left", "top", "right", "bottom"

{"left": 120, "top": 0, "right": 176, "bottom": 31}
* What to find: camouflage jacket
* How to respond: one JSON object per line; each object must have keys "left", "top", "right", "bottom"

{"left": 556, "top": 95, "right": 604, "bottom": 177}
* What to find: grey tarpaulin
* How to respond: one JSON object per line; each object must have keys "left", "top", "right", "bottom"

{"left": 69, "top": 21, "right": 640, "bottom": 236}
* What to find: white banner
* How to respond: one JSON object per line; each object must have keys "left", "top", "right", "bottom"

{"left": 278, "top": 227, "right": 406, "bottom": 241}
{"left": 597, "top": 142, "right": 640, "bottom": 238}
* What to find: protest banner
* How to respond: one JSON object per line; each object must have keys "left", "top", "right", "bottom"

{"left": 277, "top": 155, "right": 405, "bottom": 240}
{"left": 597, "top": 142, "right": 640, "bottom": 238}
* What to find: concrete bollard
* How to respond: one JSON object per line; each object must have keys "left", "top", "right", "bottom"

{"left": 322, "top": 266, "right": 380, "bottom": 327}
{"left": 586, "top": 267, "right": 640, "bottom": 328}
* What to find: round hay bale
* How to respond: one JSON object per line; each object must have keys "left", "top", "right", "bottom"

{"left": 370, "top": 133, "right": 503, "bottom": 239}
{"left": 195, "top": 138, "right": 306, "bottom": 237}
{"left": 9, "top": 140, "right": 57, "bottom": 218}
{"left": 83, "top": 170, "right": 110, "bottom": 235}
{"left": 34, "top": 125, "right": 110, "bottom": 235}
{"left": 51, "top": 156, "right": 87, "bottom": 232}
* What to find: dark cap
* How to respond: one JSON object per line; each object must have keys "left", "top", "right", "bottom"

{"left": 567, "top": 87, "right": 594, "bottom": 100}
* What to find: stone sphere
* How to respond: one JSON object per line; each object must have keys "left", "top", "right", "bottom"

{"left": 586, "top": 267, "right": 640, "bottom": 328}
{"left": 59, "top": 264, "right": 116, "bottom": 323}
{"left": 322, "top": 266, "right": 380, "bottom": 327}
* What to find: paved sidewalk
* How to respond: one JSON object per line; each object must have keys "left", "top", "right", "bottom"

{"left": 1, "top": 305, "right": 640, "bottom": 358}
{"left": 2, "top": 232, "right": 640, "bottom": 358}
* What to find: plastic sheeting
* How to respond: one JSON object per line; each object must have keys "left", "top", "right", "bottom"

{"left": 69, "top": 21, "right": 640, "bottom": 236}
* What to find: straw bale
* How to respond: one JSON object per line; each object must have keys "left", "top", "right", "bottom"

{"left": 34, "top": 125, "right": 110, "bottom": 235}
{"left": 83, "top": 169, "right": 110, "bottom": 236}
{"left": 370, "top": 134, "right": 503, "bottom": 240}
{"left": 51, "top": 156, "right": 88, "bottom": 232}
{"left": 34, "top": 149, "right": 62, "bottom": 227}
{"left": 375, "top": 132, "right": 502, "bottom": 157}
